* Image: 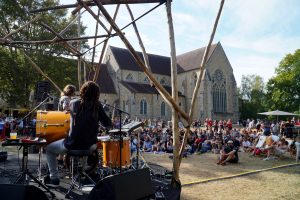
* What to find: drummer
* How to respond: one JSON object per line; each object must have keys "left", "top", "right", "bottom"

{"left": 44, "top": 81, "right": 112, "bottom": 186}
{"left": 58, "top": 84, "right": 76, "bottom": 111}
{"left": 57, "top": 84, "right": 76, "bottom": 165}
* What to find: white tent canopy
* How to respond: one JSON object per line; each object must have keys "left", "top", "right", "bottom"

{"left": 258, "top": 110, "right": 298, "bottom": 116}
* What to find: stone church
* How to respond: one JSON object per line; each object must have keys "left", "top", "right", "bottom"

{"left": 95, "top": 42, "right": 239, "bottom": 122}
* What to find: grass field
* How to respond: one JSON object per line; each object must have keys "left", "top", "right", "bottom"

{"left": 143, "top": 151, "right": 300, "bottom": 200}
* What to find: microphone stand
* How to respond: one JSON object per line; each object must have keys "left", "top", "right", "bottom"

{"left": 21, "top": 95, "right": 50, "bottom": 122}
{"left": 101, "top": 102, "right": 130, "bottom": 173}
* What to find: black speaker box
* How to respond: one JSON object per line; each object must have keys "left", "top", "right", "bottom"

{"left": 88, "top": 168, "right": 154, "bottom": 200}
{"left": 0, "top": 184, "right": 49, "bottom": 200}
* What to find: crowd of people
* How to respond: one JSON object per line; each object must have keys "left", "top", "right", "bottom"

{"left": 120, "top": 117, "right": 300, "bottom": 165}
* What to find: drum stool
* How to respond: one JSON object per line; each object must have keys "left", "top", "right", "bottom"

{"left": 65, "top": 147, "right": 96, "bottom": 199}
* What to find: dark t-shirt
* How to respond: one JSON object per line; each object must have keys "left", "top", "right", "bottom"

{"left": 64, "top": 99, "right": 112, "bottom": 150}
{"left": 224, "top": 144, "right": 239, "bottom": 162}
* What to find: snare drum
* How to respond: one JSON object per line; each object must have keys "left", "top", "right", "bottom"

{"left": 102, "top": 137, "right": 131, "bottom": 168}
{"left": 36, "top": 110, "right": 70, "bottom": 144}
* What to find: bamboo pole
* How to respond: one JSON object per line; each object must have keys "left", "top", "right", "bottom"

{"left": 93, "top": 4, "right": 120, "bottom": 82}
{"left": 30, "top": 0, "right": 164, "bottom": 13}
{"left": 55, "top": 10, "right": 86, "bottom": 40}
{"left": 166, "top": 0, "right": 181, "bottom": 186}
{"left": 179, "top": 0, "right": 225, "bottom": 162}
{"left": 91, "top": 8, "right": 101, "bottom": 68}
{"left": 20, "top": 49, "right": 62, "bottom": 93}
{"left": 40, "top": 22, "right": 81, "bottom": 55}
{"left": 81, "top": 2, "right": 163, "bottom": 56}
{"left": 77, "top": 9, "right": 82, "bottom": 88}
{"left": 125, "top": 4, "right": 151, "bottom": 71}
{"left": 3, "top": 15, "right": 41, "bottom": 39}
{"left": 93, "top": 0, "right": 189, "bottom": 121}
{"left": 77, "top": 0, "right": 110, "bottom": 34}
{"left": 1, "top": 33, "right": 117, "bottom": 45}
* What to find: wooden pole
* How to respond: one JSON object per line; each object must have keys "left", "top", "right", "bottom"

{"left": 125, "top": 4, "right": 151, "bottom": 71}
{"left": 3, "top": 15, "right": 41, "bottom": 39}
{"left": 0, "top": 34, "right": 117, "bottom": 45}
{"left": 93, "top": 0, "right": 189, "bottom": 121}
{"left": 166, "top": 0, "right": 181, "bottom": 186}
{"left": 93, "top": 4, "right": 120, "bottom": 82}
{"left": 91, "top": 8, "right": 100, "bottom": 68}
{"left": 179, "top": 0, "right": 225, "bottom": 162}
{"left": 77, "top": 9, "right": 82, "bottom": 88}
{"left": 40, "top": 22, "right": 81, "bottom": 55}
{"left": 77, "top": 0, "right": 110, "bottom": 34}
{"left": 30, "top": 0, "right": 165, "bottom": 13}
{"left": 20, "top": 49, "right": 62, "bottom": 93}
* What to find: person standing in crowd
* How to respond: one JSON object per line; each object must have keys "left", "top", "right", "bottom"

{"left": 45, "top": 81, "right": 112, "bottom": 186}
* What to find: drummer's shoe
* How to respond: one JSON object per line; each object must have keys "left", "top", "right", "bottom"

{"left": 44, "top": 175, "right": 60, "bottom": 187}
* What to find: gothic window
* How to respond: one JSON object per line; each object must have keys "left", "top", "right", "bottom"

{"left": 161, "top": 102, "right": 166, "bottom": 116}
{"left": 140, "top": 99, "right": 147, "bottom": 115}
{"left": 144, "top": 77, "right": 150, "bottom": 83}
{"left": 181, "top": 81, "right": 185, "bottom": 94}
{"left": 193, "top": 73, "right": 197, "bottom": 86}
{"left": 126, "top": 74, "right": 134, "bottom": 81}
{"left": 213, "top": 70, "right": 227, "bottom": 113}
{"left": 160, "top": 78, "right": 166, "bottom": 85}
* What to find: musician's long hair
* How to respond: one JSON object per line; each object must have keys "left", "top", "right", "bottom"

{"left": 78, "top": 81, "right": 100, "bottom": 120}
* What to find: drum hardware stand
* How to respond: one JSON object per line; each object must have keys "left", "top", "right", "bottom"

{"left": 14, "top": 143, "right": 55, "bottom": 198}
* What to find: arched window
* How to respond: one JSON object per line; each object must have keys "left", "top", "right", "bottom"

{"left": 191, "top": 72, "right": 197, "bottom": 86}
{"left": 140, "top": 99, "right": 147, "bottom": 115}
{"left": 161, "top": 102, "right": 166, "bottom": 116}
{"left": 181, "top": 81, "right": 185, "bottom": 94}
{"left": 126, "top": 74, "right": 134, "bottom": 81}
{"left": 144, "top": 77, "right": 149, "bottom": 83}
{"left": 160, "top": 78, "right": 166, "bottom": 85}
{"left": 212, "top": 69, "right": 227, "bottom": 113}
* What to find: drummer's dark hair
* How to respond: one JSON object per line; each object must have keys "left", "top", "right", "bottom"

{"left": 78, "top": 81, "right": 100, "bottom": 119}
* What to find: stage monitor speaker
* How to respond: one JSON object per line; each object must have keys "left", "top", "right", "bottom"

{"left": 88, "top": 168, "right": 154, "bottom": 200}
{"left": 34, "top": 81, "right": 51, "bottom": 102}
{"left": 0, "top": 184, "right": 49, "bottom": 200}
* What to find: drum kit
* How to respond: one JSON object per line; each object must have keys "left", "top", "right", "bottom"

{"left": 35, "top": 110, "right": 143, "bottom": 176}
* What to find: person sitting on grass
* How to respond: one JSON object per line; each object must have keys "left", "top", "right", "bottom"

{"left": 217, "top": 140, "right": 239, "bottom": 165}
{"left": 263, "top": 138, "right": 289, "bottom": 161}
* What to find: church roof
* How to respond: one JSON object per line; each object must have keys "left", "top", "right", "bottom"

{"left": 91, "top": 63, "right": 117, "bottom": 94}
{"left": 120, "top": 81, "right": 184, "bottom": 97}
{"left": 109, "top": 46, "right": 185, "bottom": 75}
{"left": 176, "top": 43, "right": 218, "bottom": 72}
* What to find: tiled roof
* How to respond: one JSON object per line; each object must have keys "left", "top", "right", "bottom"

{"left": 109, "top": 46, "right": 185, "bottom": 75}
{"left": 121, "top": 81, "right": 184, "bottom": 97}
{"left": 177, "top": 43, "right": 218, "bottom": 72}
{"left": 90, "top": 64, "right": 117, "bottom": 94}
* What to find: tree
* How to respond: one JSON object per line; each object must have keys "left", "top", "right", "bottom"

{"left": 266, "top": 49, "right": 300, "bottom": 112}
{"left": 238, "top": 74, "right": 266, "bottom": 119}
{"left": 0, "top": 0, "right": 88, "bottom": 108}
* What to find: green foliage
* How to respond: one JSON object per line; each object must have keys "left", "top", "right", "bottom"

{"left": 266, "top": 49, "right": 300, "bottom": 112}
{"left": 0, "top": 0, "right": 88, "bottom": 108}
{"left": 238, "top": 74, "right": 266, "bottom": 119}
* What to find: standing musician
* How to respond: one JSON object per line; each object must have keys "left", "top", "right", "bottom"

{"left": 45, "top": 81, "right": 112, "bottom": 186}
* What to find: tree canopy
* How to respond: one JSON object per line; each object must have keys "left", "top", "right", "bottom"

{"left": 266, "top": 49, "right": 300, "bottom": 112}
{"left": 0, "top": 0, "right": 88, "bottom": 108}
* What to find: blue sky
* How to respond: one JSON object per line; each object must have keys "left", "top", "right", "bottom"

{"left": 60, "top": 0, "right": 300, "bottom": 86}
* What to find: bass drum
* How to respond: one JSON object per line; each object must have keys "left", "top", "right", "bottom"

{"left": 36, "top": 110, "right": 70, "bottom": 144}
